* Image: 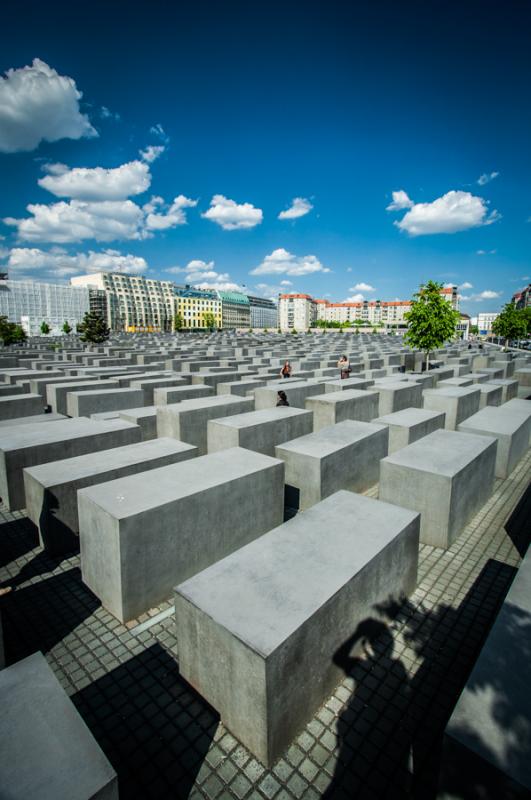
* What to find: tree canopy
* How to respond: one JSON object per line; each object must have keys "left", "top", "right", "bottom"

{"left": 78, "top": 311, "right": 110, "bottom": 344}
{"left": 0, "top": 315, "right": 27, "bottom": 345}
{"left": 492, "top": 303, "right": 527, "bottom": 348}
{"left": 40, "top": 321, "right": 51, "bottom": 334}
{"left": 404, "top": 280, "right": 460, "bottom": 368}
{"left": 62, "top": 321, "right": 72, "bottom": 334}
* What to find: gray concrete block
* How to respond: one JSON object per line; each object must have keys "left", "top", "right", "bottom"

{"left": 439, "top": 549, "right": 531, "bottom": 799}
{"left": 423, "top": 386, "right": 481, "bottom": 430}
{"left": 0, "top": 393, "right": 44, "bottom": 420}
{"left": 323, "top": 377, "right": 375, "bottom": 392}
{"left": 157, "top": 395, "right": 254, "bottom": 455}
{"left": 379, "top": 429, "right": 497, "bottom": 548}
{"left": 275, "top": 420, "right": 388, "bottom": 509}
{"left": 0, "top": 418, "right": 141, "bottom": 511}
{"left": 208, "top": 407, "right": 313, "bottom": 456}
{"left": 175, "top": 491, "right": 419, "bottom": 765}
{"left": 118, "top": 406, "right": 158, "bottom": 440}
{"left": 457, "top": 406, "right": 530, "bottom": 478}
{"left": 372, "top": 408, "right": 446, "bottom": 453}
{"left": 0, "top": 651, "right": 118, "bottom": 799}
{"left": 485, "top": 379, "right": 518, "bottom": 403}
{"left": 373, "top": 381, "right": 423, "bottom": 416}
{"left": 66, "top": 388, "right": 145, "bottom": 417}
{"left": 24, "top": 437, "right": 197, "bottom": 555}
{"left": 130, "top": 376, "right": 187, "bottom": 404}
{"left": 0, "top": 384, "right": 27, "bottom": 397}
{"left": 305, "top": 389, "right": 380, "bottom": 430}
{"left": 79, "top": 447, "right": 284, "bottom": 622}
{"left": 217, "top": 378, "right": 267, "bottom": 396}
{"left": 47, "top": 380, "right": 119, "bottom": 415}
{"left": 478, "top": 384, "right": 503, "bottom": 408}
{"left": 0, "top": 412, "right": 65, "bottom": 429}
{"left": 153, "top": 384, "right": 214, "bottom": 405}
{"left": 254, "top": 381, "right": 325, "bottom": 410}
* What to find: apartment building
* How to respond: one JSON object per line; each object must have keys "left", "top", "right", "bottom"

{"left": 247, "top": 295, "right": 278, "bottom": 329}
{"left": 217, "top": 291, "right": 251, "bottom": 329}
{"left": 315, "top": 299, "right": 412, "bottom": 327}
{"left": 174, "top": 286, "right": 222, "bottom": 330}
{"left": 0, "top": 278, "right": 90, "bottom": 335}
{"left": 512, "top": 283, "right": 531, "bottom": 309}
{"left": 71, "top": 273, "right": 176, "bottom": 332}
{"left": 477, "top": 312, "right": 499, "bottom": 334}
{"left": 278, "top": 294, "right": 317, "bottom": 331}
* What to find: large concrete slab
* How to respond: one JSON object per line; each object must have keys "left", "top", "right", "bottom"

{"left": 423, "top": 386, "right": 481, "bottom": 430}
{"left": 79, "top": 447, "right": 284, "bottom": 622}
{"left": 66, "top": 387, "right": 145, "bottom": 417}
{"left": 175, "top": 491, "right": 419, "bottom": 766}
{"left": 0, "top": 418, "right": 141, "bottom": 511}
{"left": 372, "top": 408, "right": 446, "bottom": 453}
{"left": 275, "top": 420, "right": 388, "bottom": 510}
{"left": 0, "top": 651, "right": 118, "bottom": 799}
{"left": 458, "top": 406, "right": 530, "bottom": 478}
{"left": 157, "top": 395, "right": 254, "bottom": 455}
{"left": 253, "top": 381, "right": 325, "bottom": 410}
{"left": 0, "top": 412, "right": 66, "bottom": 429}
{"left": 47, "top": 380, "right": 119, "bottom": 415}
{"left": 0, "top": 393, "right": 44, "bottom": 420}
{"left": 207, "top": 407, "right": 313, "bottom": 456}
{"left": 24, "top": 437, "right": 197, "bottom": 555}
{"left": 373, "top": 381, "right": 423, "bottom": 416}
{"left": 485, "top": 378, "right": 518, "bottom": 403}
{"left": 305, "top": 389, "right": 380, "bottom": 430}
{"left": 379, "top": 429, "right": 497, "bottom": 549}
{"left": 130, "top": 376, "right": 187, "bottom": 404}
{"left": 153, "top": 384, "right": 214, "bottom": 405}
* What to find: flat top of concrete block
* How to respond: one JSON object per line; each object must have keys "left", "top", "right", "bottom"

{"left": 209, "top": 407, "right": 311, "bottom": 429}
{"left": 277, "top": 419, "right": 387, "bottom": 457}
{"left": 485, "top": 378, "right": 518, "bottom": 387}
{"left": 0, "top": 417, "right": 137, "bottom": 451}
{"left": 67, "top": 387, "right": 142, "bottom": 397}
{"left": 382, "top": 428, "right": 497, "bottom": 476}
{"left": 372, "top": 381, "right": 417, "bottom": 390}
{"left": 373, "top": 408, "right": 445, "bottom": 427}
{"left": 0, "top": 652, "right": 116, "bottom": 799}
{"left": 458, "top": 406, "right": 528, "bottom": 435}
{"left": 158, "top": 395, "right": 252, "bottom": 412}
{"left": 0, "top": 393, "right": 42, "bottom": 402}
{"left": 119, "top": 405, "right": 157, "bottom": 419}
{"left": 24, "top": 437, "right": 196, "bottom": 486}
{"left": 307, "top": 389, "right": 379, "bottom": 402}
{"left": 423, "top": 386, "right": 481, "bottom": 398}
{"left": 176, "top": 491, "right": 419, "bottom": 656}
{"left": 502, "top": 398, "right": 531, "bottom": 413}
{"left": 78, "top": 446, "right": 282, "bottom": 519}
{"left": 0, "top": 413, "right": 65, "bottom": 428}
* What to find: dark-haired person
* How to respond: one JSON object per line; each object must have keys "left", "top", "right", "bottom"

{"left": 337, "top": 354, "right": 350, "bottom": 379}
{"left": 279, "top": 360, "right": 292, "bottom": 379}
{"left": 276, "top": 390, "right": 289, "bottom": 406}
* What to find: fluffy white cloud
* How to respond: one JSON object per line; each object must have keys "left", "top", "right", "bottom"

{"left": 476, "top": 249, "right": 496, "bottom": 255}
{"left": 477, "top": 171, "right": 499, "bottom": 186}
{"left": 100, "top": 106, "right": 120, "bottom": 121}
{"left": 250, "top": 248, "right": 331, "bottom": 276}
{"left": 38, "top": 160, "right": 151, "bottom": 200}
{"left": 280, "top": 280, "right": 292, "bottom": 286}
{"left": 139, "top": 145, "right": 165, "bottom": 163}
{"left": 202, "top": 195, "right": 263, "bottom": 230}
{"left": 278, "top": 197, "right": 313, "bottom": 220}
{"left": 4, "top": 199, "right": 146, "bottom": 243}
{"left": 343, "top": 293, "right": 365, "bottom": 303}
{"left": 386, "top": 190, "right": 414, "bottom": 211}
{"left": 0, "top": 59, "right": 97, "bottom": 153}
{"left": 460, "top": 289, "right": 502, "bottom": 302}
{"left": 458, "top": 281, "right": 473, "bottom": 290}
{"left": 394, "top": 191, "right": 500, "bottom": 235}
{"left": 5, "top": 247, "right": 147, "bottom": 279}
{"left": 350, "top": 282, "right": 376, "bottom": 292}
{"left": 144, "top": 195, "right": 197, "bottom": 230}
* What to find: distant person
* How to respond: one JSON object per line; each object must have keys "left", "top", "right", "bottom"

{"left": 276, "top": 390, "right": 289, "bottom": 407}
{"left": 337, "top": 354, "right": 350, "bottom": 379}
{"left": 280, "top": 360, "right": 292, "bottom": 379}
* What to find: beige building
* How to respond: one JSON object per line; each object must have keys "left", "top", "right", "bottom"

{"left": 278, "top": 294, "right": 317, "bottom": 331}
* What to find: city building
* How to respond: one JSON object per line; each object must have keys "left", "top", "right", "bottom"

{"left": 0, "top": 278, "right": 90, "bottom": 335}
{"left": 278, "top": 294, "right": 317, "bottom": 331}
{"left": 247, "top": 295, "right": 277, "bottom": 329}
{"left": 312, "top": 299, "right": 412, "bottom": 328}
{"left": 217, "top": 291, "right": 251, "bottom": 329}
{"left": 71, "top": 273, "right": 176, "bottom": 332}
{"left": 440, "top": 285, "right": 459, "bottom": 309}
{"left": 456, "top": 313, "right": 471, "bottom": 340}
{"left": 477, "top": 312, "right": 499, "bottom": 335}
{"left": 174, "top": 286, "right": 222, "bottom": 330}
{"left": 512, "top": 283, "right": 531, "bottom": 309}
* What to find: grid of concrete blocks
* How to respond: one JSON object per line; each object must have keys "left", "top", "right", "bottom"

{"left": 0, "top": 332, "right": 530, "bottom": 800}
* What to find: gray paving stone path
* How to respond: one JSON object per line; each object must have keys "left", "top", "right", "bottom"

{"left": 0, "top": 451, "right": 529, "bottom": 800}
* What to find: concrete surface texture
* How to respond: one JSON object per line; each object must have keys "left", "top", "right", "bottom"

{"left": 422, "top": 386, "right": 481, "bottom": 430}
{"left": 305, "top": 389, "right": 380, "bottom": 430}
{"left": 207, "top": 407, "right": 313, "bottom": 456}
{"left": 372, "top": 407, "right": 446, "bottom": 453}
{"left": 175, "top": 490, "right": 420, "bottom": 766}
{"left": 156, "top": 395, "right": 254, "bottom": 454}
{"left": 457, "top": 406, "right": 530, "bottom": 478}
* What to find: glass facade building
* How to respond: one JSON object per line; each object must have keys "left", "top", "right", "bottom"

{"left": 0, "top": 279, "right": 90, "bottom": 335}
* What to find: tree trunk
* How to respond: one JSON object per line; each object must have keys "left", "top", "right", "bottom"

{"left": 425, "top": 351, "right": 430, "bottom": 371}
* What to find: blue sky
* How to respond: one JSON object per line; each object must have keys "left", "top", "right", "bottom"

{"left": 0, "top": 0, "right": 529, "bottom": 313}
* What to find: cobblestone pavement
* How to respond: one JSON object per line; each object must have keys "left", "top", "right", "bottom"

{"left": 1, "top": 451, "right": 530, "bottom": 800}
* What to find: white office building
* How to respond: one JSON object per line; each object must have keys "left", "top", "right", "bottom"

{"left": 0, "top": 279, "right": 90, "bottom": 335}
{"left": 477, "top": 312, "right": 499, "bottom": 334}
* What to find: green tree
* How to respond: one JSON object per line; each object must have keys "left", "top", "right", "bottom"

{"left": 78, "top": 311, "right": 110, "bottom": 344}
{"left": 202, "top": 311, "right": 217, "bottom": 330}
{"left": 174, "top": 312, "right": 184, "bottom": 331}
{"left": 291, "top": 328, "right": 298, "bottom": 334}
{"left": 0, "top": 315, "right": 27, "bottom": 345}
{"left": 520, "top": 306, "right": 531, "bottom": 336}
{"left": 469, "top": 324, "right": 479, "bottom": 335}
{"left": 62, "top": 321, "right": 72, "bottom": 334}
{"left": 404, "top": 280, "right": 460, "bottom": 369}
{"left": 492, "top": 303, "right": 527, "bottom": 349}
{"left": 40, "top": 321, "right": 51, "bottom": 334}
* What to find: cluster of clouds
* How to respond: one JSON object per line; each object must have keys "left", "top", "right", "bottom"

{"left": 444, "top": 281, "right": 502, "bottom": 303}
{"left": 387, "top": 189, "right": 501, "bottom": 236}
{"left": 5, "top": 247, "right": 147, "bottom": 281}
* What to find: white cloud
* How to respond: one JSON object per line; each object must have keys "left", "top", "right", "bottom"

{"left": 150, "top": 123, "right": 169, "bottom": 142}
{"left": 250, "top": 248, "right": 331, "bottom": 276}
{"left": 459, "top": 281, "right": 473, "bottom": 290}
{"left": 144, "top": 195, "right": 197, "bottom": 230}
{"left": 280, "top": 280, "right": 292, "bottom": 286}
{"left": 38, "top": 160, "right": 151, "bottom": 200}
{"left": 4, "top": 199, "right": 146, "bottom": 243}
{"left": 202, "top": 195, "right": 263, "bottom": 230}
{"left": 253, "top": 282, "right": 284, "bottom": 301}
{"left": 278, "top": 197, "right": 313, "bottom": 220}
{"left": 5, "top": 247, "right": 147, "bottom": 279}
{"left": 0, "top": 58, "right": 97, "bottom": 153}
{"left": 460, "top": 289, "right": 502, "bottom": 302}
{"left": 386, "top": 190, "right": 414, "bottom": 211}
{"left": 346, "top": 267, "right": 352, "bottom": 272}
{"left": 394, "top": 190, "right": 501, "bottom": 236}
{"left": 195, "top": 281, "right": 241, "bottom": 292}
{"left": 350, "top": 282, "right": 376, "bottom": 292}
{"left": 477, "top": 171, "right": 499, "bottom": 186}
{"left": 139, "top": 145, "right": 165, "bottom": 163}
{"left": 343, "top": 294, "right": 365, "bottom": 303}
{"left": 476, "top": 249, "right": 497, "bottom": 255}
{"left": 100, "top": 107, "right": 120, "bottom": 121}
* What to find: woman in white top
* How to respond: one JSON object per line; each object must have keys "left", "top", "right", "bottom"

{"left": 337, "top": 355, "right": 350, "bottom": 379}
